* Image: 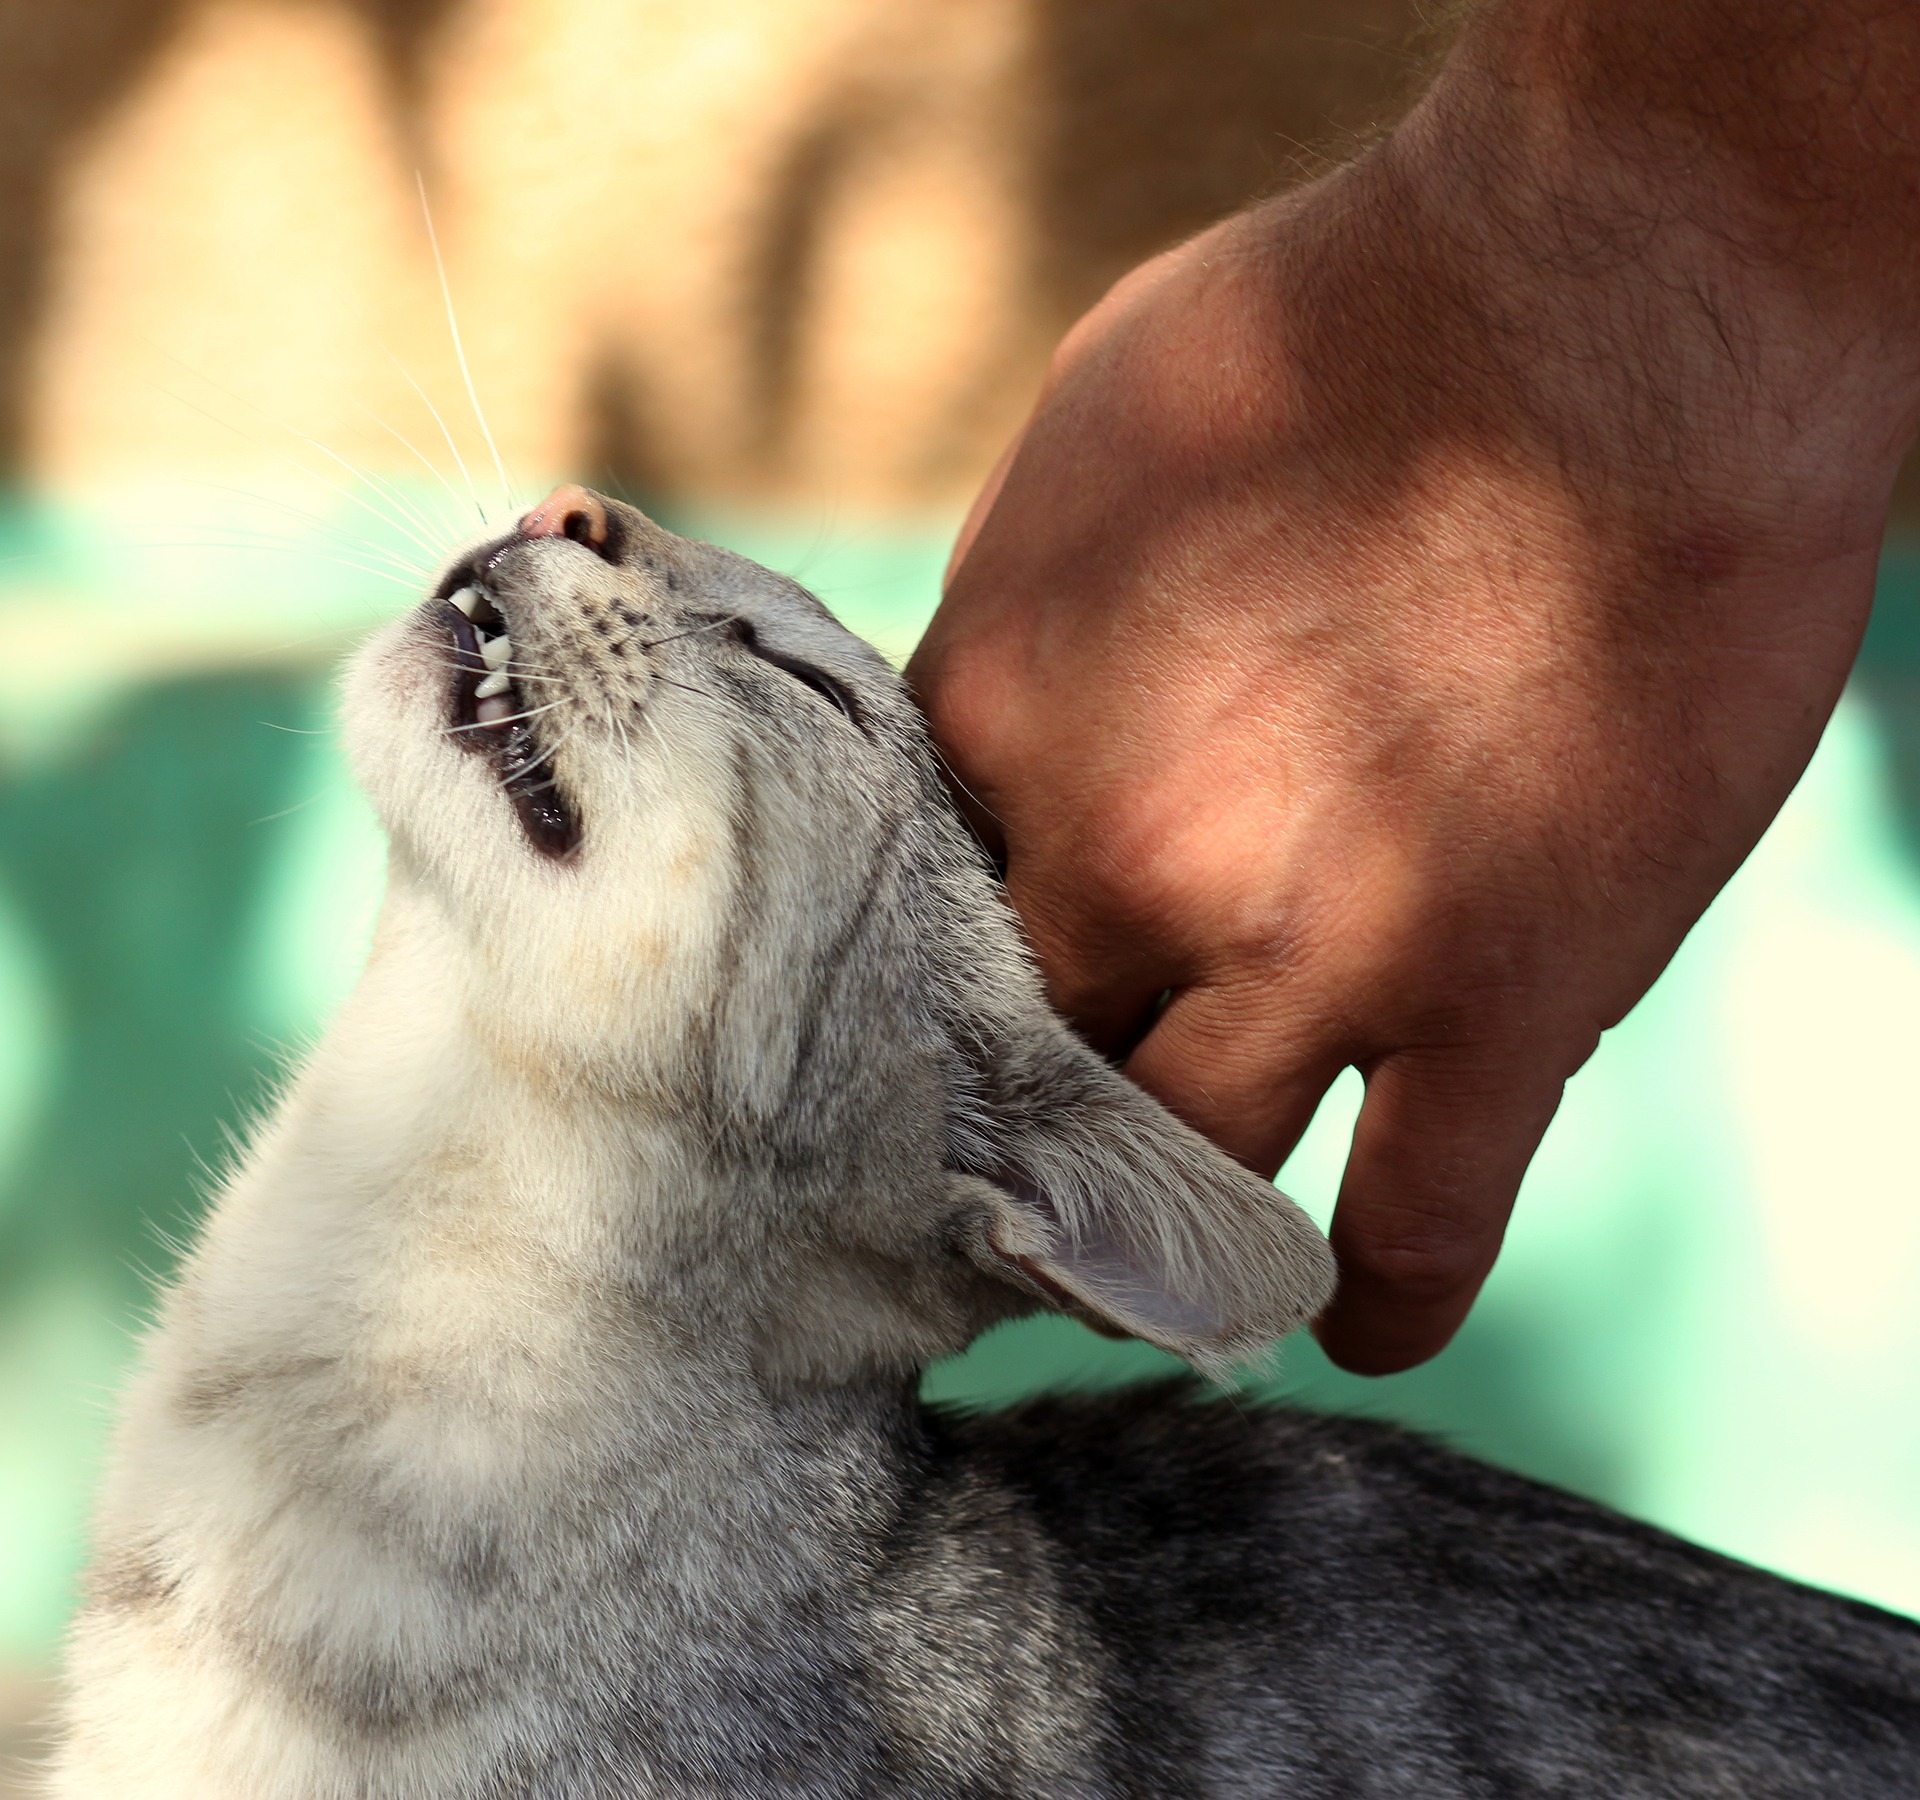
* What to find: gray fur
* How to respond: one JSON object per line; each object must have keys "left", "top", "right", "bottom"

{"left": 51, "top": 494, "right": 1920, "bottom": 1796}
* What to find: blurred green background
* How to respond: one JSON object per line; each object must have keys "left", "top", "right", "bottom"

{"left": 6, "top": 488, "right": 1920, "bottom": 1727}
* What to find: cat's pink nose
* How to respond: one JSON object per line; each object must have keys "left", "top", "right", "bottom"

{"left": 519, "top": 484, "right": 609, "bottom": 551}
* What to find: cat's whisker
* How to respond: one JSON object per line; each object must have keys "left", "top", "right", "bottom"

{"left": 338, "top": 458, "right": 451, "bottom": 558}
{"left": 145, "top": 361, "right": 449, "bottom": 561}
{"left": 178, "top": 478, "right": 439, "bottom": 569}
{"left": 610, "top": 706, "right": 639, "bottom": 783}
{"left": 356, "top": 384, "right": 479, "bottom": 529}
{"left": 131, "top": 535, "right": 426, "bottom": 600}
{"left": 634, "top": 707, "right": 679, "bottom": 798}
{"left": 246, "top": 420, "right": 451, "bottom": 554}
{"left": 424, "top": 649, "right": 571, "bottom": 686}
{"left": 441, "top": 698, "right": 570, "bottom": 737}
{"left": 442, "top": 698, "right": 574, "bottom": 730}
{"left": 500, "top": 712, "right": 593, "bottom": 790}
{"left": 649, "top": 674, "right": 735, "bottom": 708}
{"left": 381, "top": 344, "right": 487, "bottom": 527}
{"left": 638, "top": 615, "right": 741, "bottom": 652}
{"left": 163, "top": 517, "right": 431, "bottom": 569}
{"left": 330, "top": 410, "right": 458, "bottom": 544}
{"left": 244, "top": 789, "right": 335, "bottom": 828}
{"left": 280, "top": 448, "right": 448, "bottom": 563}
{"left": 147, "top": 521, "right": 434, "bottom": 587}
{"left": 924, "top": 738, "right": 1006, "bottom": 834}
{"left": 418, "top": 174, "right": 515, "bottom": 520}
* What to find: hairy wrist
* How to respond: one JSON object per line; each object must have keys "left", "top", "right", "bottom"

{"left": 1483, "top": 0, "right": 1920, "bottom": 314}
{"left": 1385, "top": 1, "right": 1920, "bottom": 494}
{"left": 1218, "top": 26, "right": 1920, "bottom": 597}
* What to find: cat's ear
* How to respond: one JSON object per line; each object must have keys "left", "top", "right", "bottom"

{"left": 956, "top": 1029, "right": 1335, "bottom": 1378}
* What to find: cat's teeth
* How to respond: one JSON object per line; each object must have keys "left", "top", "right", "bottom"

{"left": 480, "top": 634, "right": 512, "bottom": 670}
{"left": 475, "top": 693, "right": 517, "bottom": 727}
{"left": 475, "top": 668, "right": 512, "bottom": 700}
{"left": 450, "top": 586, "right": 480, "bottom": 618}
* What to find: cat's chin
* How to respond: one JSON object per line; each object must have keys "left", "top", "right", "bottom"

{"left": 439, "top": 591, "right": 580, "bottom": 859}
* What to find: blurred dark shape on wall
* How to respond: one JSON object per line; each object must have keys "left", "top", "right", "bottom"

{"left": 0, "top": 0, "right": 1432, "bottom": 504}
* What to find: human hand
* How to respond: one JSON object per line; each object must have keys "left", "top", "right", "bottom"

{"left": 908, "top": 2, "right": 1920, "bottom": 1373}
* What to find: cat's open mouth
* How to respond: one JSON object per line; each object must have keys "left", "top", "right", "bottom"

{"left": 439, "top": 586, "right": 580, "bottom": 858}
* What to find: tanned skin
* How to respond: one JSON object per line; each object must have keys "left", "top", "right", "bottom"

{"left": 908, "top": 0, "right": 1920, "bottom": 1374}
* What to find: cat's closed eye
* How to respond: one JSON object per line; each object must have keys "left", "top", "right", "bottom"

{"left": 731, "top": 618, "right": 862, "bottom": 728}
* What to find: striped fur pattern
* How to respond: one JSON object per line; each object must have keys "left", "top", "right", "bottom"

{"left": 49, "top": 495, "right": 1920, "bottom": 1795}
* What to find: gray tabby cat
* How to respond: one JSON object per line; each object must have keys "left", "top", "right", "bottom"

{"left": 51, "top": 486, "right": 1920, "bottom": 1797}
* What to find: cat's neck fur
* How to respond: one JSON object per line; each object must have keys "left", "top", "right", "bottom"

{"left": 97, "top": 882, "right": 920, "bottom": 1773}
{"left": 175, "top": 883, "right": 778, "bottom": 1419}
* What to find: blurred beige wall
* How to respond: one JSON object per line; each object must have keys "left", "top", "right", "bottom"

{"left": 3, "top": 0, "right": 1429, "bottom": 510}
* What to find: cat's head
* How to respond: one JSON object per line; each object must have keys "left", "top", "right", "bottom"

{"left": 343, "top": 486, "right": 1332, "bottom": 1378}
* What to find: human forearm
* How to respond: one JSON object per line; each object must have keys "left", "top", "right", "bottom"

{"left": 1253, "top": 0, "right": 1920, "bottom": 564}
{"left": 1485, "top": 0, "right": 1920, "bottom": 309}
{"left": 1409, "top": 0, "right": 1920, "bottom": 473}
